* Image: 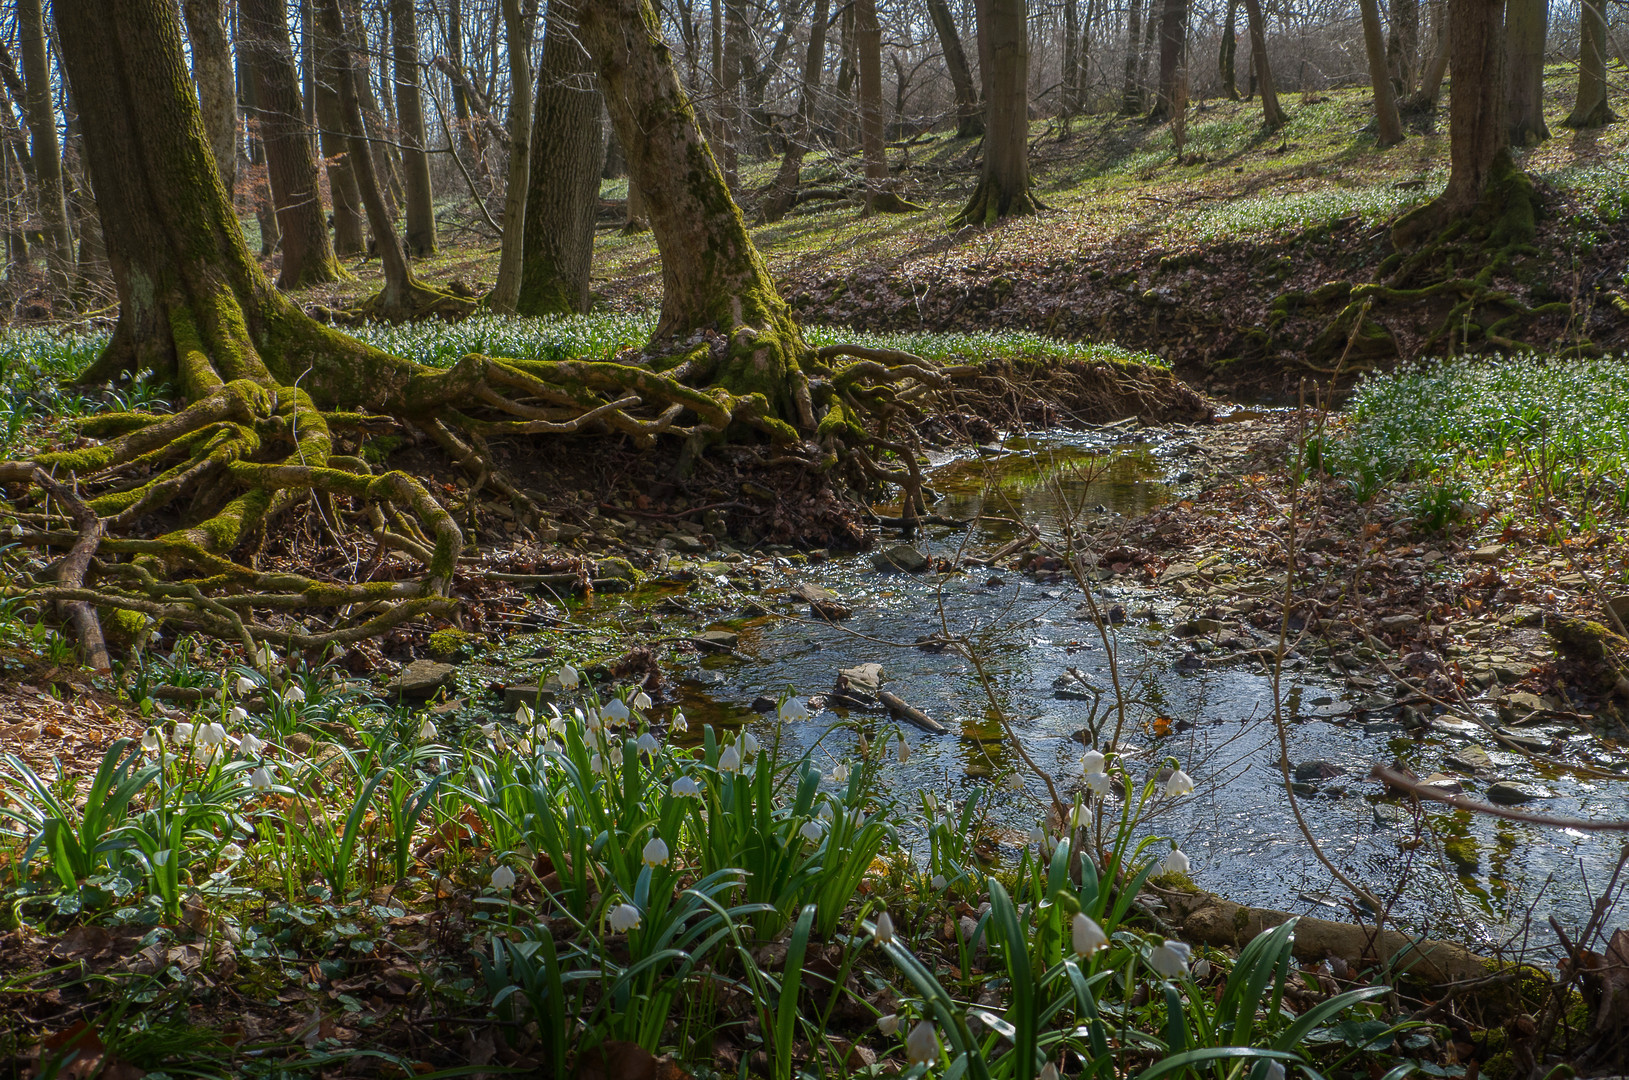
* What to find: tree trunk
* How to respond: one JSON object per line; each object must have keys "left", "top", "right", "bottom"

{"left": 954, "top": 0, "right": 1040, "bottom": 225}
{"left": 1063, "top": 0, "right": 1080, "bottom": 117}
{"left": 926, "top": 0, "right": 982, "bottom": 136}
{"left": 624, "top": 174, "right": 648, "bottom": 232}
{"left": 1404, "top": 8, "right": 1450, "bottom": 112}
{"left": 1504, "top": 0, "right": 1549, "bottom": 146}
{"left": 446, "top": 0, "right": 479, "bottom": 169}
{"left": 346, "top": 6, "right": 404, "bottom": 219}
{"left": 1359, "top": 0, "right": 1405, "bottom": 146}
{"left": 240, "top": 0, "right": 343, "bottom": 288}
{"left": 1150, "top": 0, "right": 1189, "bottom": 121}
{"left": 1121, "top": 0, "right": 1145, "bottom": 113}
{"left": 180, "top": 0, "right": 238, "bottom": 198}
{"left": 574, "top": 0, "right": 811, "bottom": 429}
{"left": 488, "top": 0, "right": 533, "bottom": 312}
{"left": 856, "top": 0, "right": 914, "bottom": 213}
{"left": 311, "top": 9, "right": 366, "bottom": 257}
{"left": 1563, "top": 0, "right": 1617, "bottom": 127}
{"left": 235, "top": 26, "right": 282, "bottom": 257}
{"left": 1241, "top": 0, "right": 1285, "bottom": 128}
{"left": 18, "top": 0, "right": 72, "bottom": 281}
{"left": 762, "top": 0, "right": 830, "bottom": 222}
{"left": 719, "top": 0, "right": 746, "bottom": 187}
{"left": 516, "top": 0, "right": 605, "bottom": 316}
{"left": 1220, "top": 0, "right": 1239, "bottom": 99}
{"left": 392, "top": 0, "right": 437, "bottom": 256}
{"left": 1387, "top": 0, "right": 1420, "bottom": 95}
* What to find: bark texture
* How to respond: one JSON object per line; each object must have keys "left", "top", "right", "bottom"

{"left": 312, "top": 21, "right": 366, "bottom": 258}
{"left": 1241, "top": 0, "right": 1285, "bottom": 128}
{"left": 926, "top": 0, "right": 983, "bottom": 136}
{"left": 1504, "top": 0, "right": 1549, "bottom": 146}
{"left": 240, "top": 0, "right": 343, "bottom": 288}
{"left": 1359, "top": 0, "right": 1405, "bottom": 146}
{"left": 1150, "top": 0, "right": 1188, "bottom": 122}
{"left": 1121, "top": 0, "right": 1146, "bottom": 113}
{"left": 391, "top": 0, "right": 437, "bottom": 256}
{"left": 954, "top": 0, "right": 1039, "bottom": 225}
{"left": 516, "top": 0, "right": 605, "bottom": 317}
{"left": 18, "top": 0, "right": 72, "bottom": 278}
{"left": 1387, "top": 0, "right": 1420, "bottom": 94}
{"left": 489, "top": 0, "right": 534, "bottom": 312}
{"left": 1220, "top": 0, "right": 1239, "bottom": 100}
{"left": 762, "top": 0, "right": 831, "bottom": 222}
{"left": 1563, "top": 0, "right": 1617, "bottom": 128}
{"left": 180, "top": 0, "right": 238, "bottom": 197}
{"left": 856, "top": 0, "right": 915, "bottom": 213}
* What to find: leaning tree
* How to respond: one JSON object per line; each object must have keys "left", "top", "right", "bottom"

{"left": 8, "top": 0, "right": 1175, "bottom": 668}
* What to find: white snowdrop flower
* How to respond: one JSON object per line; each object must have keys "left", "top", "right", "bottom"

{"left": 1071, "top": 803, "right": 1093, "bottom": 829}
{"left": 1164, "top": 768, "right": 1196, "bottom": 798}
{"left": 516, "top": 735, "right": 534, "bottom": 755}
{"left": 877, "top": 1013, "right": 900, "bottom": 1036}
{"left": 1072, "top": 912, "right": 1107, "bottom": 956}
{"left": 1161, "top": 848, "right": 1191, "bottom": 877}
{"left": 1040, "top": 1064, "right": 1060, "bottom": 1080}
{"left": 608, "top": 903, "right": 641, "bottom": 933}
{"left": 226, "top": 706, "right": 248, "bottom": 726}
{"left": 930, "top": 873, "right": 947, "bottom": 891}
{"left": 816, "top": 800, "right": 834, "bottom": 822}
{"left": 418, "top": 718, "right": 438, "bottom": 741}
{"left": 896, "top": 737, "right": 911, "bottom": 764}
{"left": 873, "top": 911, "right": 895, "bottom": 945}
{"left": 249, "top": 765, "right": 274, "bottom": 789}
{"left": 857, "top": 733, "right": 869, "bottom": 755}
{"left": 558, "top": 664, "right": 581, "bottom": 690}
{"left": 718, "top": 744, "right": 742, "bottom": 773}
{"left": 642, "top": 836, "right": 670, "bottom": 868}
{"left": 1084, "top": 771, "right": 1112, "bottom": 797}
{"left": 515, "top": 703, "right": 534, "bottom": 726}
{"left": 742, "top": 731, "right": 760, "bottom": 759}
{"left": 481, "top": 722, "right": 498, "bottom": 739}
{"left": 670, "top": 710, "right": 688, "bottom": 733}
{"left": 637, "top": 731, "right": 660, "bottom": 755}
{"left": 602, "top": 698, "right": 631, "bottom": 725}
{"left": 905, "top": 1020, "right": 939, "bottom": 1065}
{"left": 282, "top": 684, "right": 305, "bottom": 705}
{"left": 173, "top": 722, "right": 196, "bottom": 745}
{"left": 1004, "top": 771, "right": 1024, "bottom": 792}
{"left": 491, "top": 865, "right": 517, "bottom": 891}
{"left": 923, "top": 792, "right": 938, "bottom": 815}
{"left": 1028, "top": 825, "right": 1047, "bottom": 847}
{"left": 221, "top": 842, "right": 245, "bottom": 862}
{"left": 799, "top": 820, "right": 824, "bottom": 844}
{"left": 236, "top": 732, "right": 264, "bottom": 757}
{"left": 493, "top": 730, "right": 510, "bottom": 753}
{"left": 671, "top": 775, "right": 702, "bottom": 797}
{"left": 778, "top": 697, "right": 811, "bottom": 722}
{"left": 589, "top": 753, "right": 605, "bottom": 775}
{"left": 1082, "top": 749, "right": 1106, "bottom": 774}
{"left": 235, "top": 676, "right": 256, "bottom": 697}
{"left": 542, "top": 739, "right": 562, "bottom": 755}
{"left": 141, "top": 729, "right": 163, "bottom": 754}
{"left": 632, "top": 691, "right": 652, "bottom": 712}
{"left": 1148, "top": 940, "right": 1193, "bottom": 979}
{"left": 1192, "top": 958, "right": 1212, "bottom": 980}
{"left": 832, "top": 763, "right": 850, "bottom": 784}
{"left": 584, "top": 708, "right": 602, "bottom": 733}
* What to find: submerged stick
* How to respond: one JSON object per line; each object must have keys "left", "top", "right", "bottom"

{"left": 879, "top": 690, "right": 947, "bottom": 734}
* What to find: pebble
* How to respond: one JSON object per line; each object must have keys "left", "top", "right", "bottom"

{"left": 1486, "top": 781, "right": 1552, "bottom": 804}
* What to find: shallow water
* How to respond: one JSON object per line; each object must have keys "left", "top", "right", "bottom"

{"left": 514, "top": 430, "right": 1629, "bottom": 948}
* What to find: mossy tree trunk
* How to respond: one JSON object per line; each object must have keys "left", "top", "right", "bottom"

{"left": 391, "top": 0, "right": 437, "bottom": 256}
{"left": 1504, "top": 0, "right": 1549, "bottom": 146}
{"left": 953, "top": 0, "right": 1041, "bottom": 225}
{"left": 1563, "top": 0, "right": 1617, "bottom": 128}
{"left": 762, "top": 0, "right": 830, "bottom": 222}
{"left": 240, "top": 0, "right": 344, "bottom": 288}
{"left": 516, "top": 0, "right": 605, "bottom": 316}
{"left": 926, "top": 0, "right": 983, "bottom": 137}
{"left": 1359, "top": 0, "right": 1405, "bottom": 146}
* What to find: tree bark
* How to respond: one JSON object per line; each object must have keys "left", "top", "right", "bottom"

{"left": 856, "top": 0, "right": 914, "bottom": 213}
{"left": 240, "top": 0, "right": 343, "bottom": 287}
{"left": 488, "top": 0, "right": 534, "bottom": 312}
{"left": 926, "top": 0, "right": 982, "bottom": 137}
{"left": 953, "top": 0, "right": 1040, "bottom": 225}
{"left": 1220, "top": 0, "right": 1239, "bottom": 99}
{"left": 311, "top": 7, "right": 366, "bottom": 257}
{"left": 391, "top": 0, "right": 437, "bottom": 256}
{"left": 516, "top": 0, "right": 605, "bottom": 316}
{"left": 719, "top": 0, "right": 746, "bottom": 187}
{"left": 762, "top": 0, "right": 830, "bottom": 222}
{"left": 574, "top": 0, "right": 811, "bottom": 427}
{"left": 1063, "top": 0, "right": 1080, "bottom": 117}
{"left": 1241, "top": 0, "right": 1284, "bottom": 128}
{"left": 180, "top": 0, "right": 238, "bottom": 198}
{"left": 235, "top": 24, "right": 282, "bottom": 257}
{"left": 1504, "top": 0, "right": 1549, "bottom": 146}
{"left": 1359, "top": 0, "right": 1405, "bottom": 146}
{"left": 1150, "top": 0, "right": 1189, "bottom": 122}
{"left": 18, "top": 0, "right": 72, "bottom": 280}
{"left": 1404, "top": 7, "right": 1450, "bottom": 112}
{"left": 1563, "top": 0, "right": 1617, "bottom": 128}
{"left": 1387, "top": 0, "right": 1420, "bottom": 95}
{"left": 1121, "top": 0, "right": 1146, "bottom": 113}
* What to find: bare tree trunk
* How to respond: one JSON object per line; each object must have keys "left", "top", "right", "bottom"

{"left": 624, "top": 174, "right": 648, "bottom": 232}
{"left": 1359, "top": 0, "right": 1405, "bottom": 145}
{"left": 516, "top": 0, "right": 604, "bottom": 316}
{"left": 954, "top": 0, "right": 1040, "bottom": 224}
{"left": 1241, "top": 0, "right": 1285, "bottom": 128}
{"left": 762, "top": 0, "right": 830, "bottom": 222}
{"left": 347, "top": 6, "right": 404, "bottom": 218}
{"left": 313, "top": 34, "right": 366, "bottom": 256}
{"left": 1150, "top": 0, "right": 1188, "bottom": 121}
{"left": 488, "top": 0, "right": 534, "bottom": 312}
{"left": 1388, "top": 0, "right": 1420, "bottom": 95}
{"left": 241, "top": 0, "right": 343, "bottom": 287}
{"left": 1121, "top": 0, "right": 1145, "bottom": 113}
{"left": 1504, "top": 0, "right": 1549, "bottom": 145}
{"left": 18, "top": 0, "right": 72, "bottom": 281}
{"left": 392, "top": 0, "right": 437, "bottom": 256}
{"left": 856, "top": 0, "right": 914, "bottom": 213}
{"left": 447, "top": 0, "right": 479, "bottom": 168}
{"left": 235, "top": 24, "right": 282, "bottom": 256}
{"left": 1220, "top": 0, "right": 1239, "bottom": 99}
{"left": 1404, "top": 6, "right": 1450, "bottom": 112}
{"left": 1062, "top": 0, "right": 1080, "bottom": 117}
{"left": 181, "top": 0, "right": 238, "bottom": 197}
{"left": 1563, "top": 0, "right": 1617, "bottom": 127}
{"left": 926, "top": 0, "right": 983, "bottom": 136}
{"left": 719, "top": 0, "right": 746, "bottom": 187}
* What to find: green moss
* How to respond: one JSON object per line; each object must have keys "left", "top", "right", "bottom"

{"left": 428, "top": 628, "right": 486, "bottom": 659}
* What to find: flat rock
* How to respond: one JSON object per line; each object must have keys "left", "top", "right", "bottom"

{"left": 1496, "top": 692, "right": 1548, "bottom": 723}
{"left": 1445, "top": 745, "right": 1494, "bottom": 772}
{"left": 1293, "top": 760, "right": 1345, "bottom": 782}
{"left": 384, "top": 660, "right": 457, "bottom": 699}
{"left": 503, "top": 685, "right": 557, "bottom": 713}
{"left": 872, "top": 544, "right": 930, "bottom": 573}
{"left": 1486, "top": 781, "right": 1552, "bottom": 804}
{"left": 833, "top": 662, "right": 884, "bottom": 707}
{"left": 792, "top": 582, "right": 852, "bottom": 620}
{"left": 1470, "top": 544, "right": 1509, "bottom": 564}
{"left": 692, "top": 630, "right": 739, "bottom": 654}
{"left": 1372, "top": 803, "right": 1412, "bottom": 828}
{"left": 1159, "top": 562, "right": 1199, "bottom": 584}
{"left": 1607, "top": 595, "right": 1629, "bottom": 627}
{"left": 1419, "top": 772, "right": 1464, "bottom": 795}
{"left": 1379, "top": 614, "right": 1420, "bottom": 633}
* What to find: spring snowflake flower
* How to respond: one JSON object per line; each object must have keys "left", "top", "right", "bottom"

{"left": 602, "top": 698, "right": 631, "bottom": 725}
{"left": 1192, "top": 958, "right": 1213, "bottom": 980}
{"left": 515, "top": 703, "right": 534, "bottom": 726}
{"left": 249, "top": 766, "right": 274, "bottom": 789}
{"left": 1070, "top": 803, "right": 1093, "bottom": 829}
{"left": 235, "top": 676, "right": 256, "bottom": 697}
{"left": 589, "top": 753, "right": 605, "bottom": 775}
{"left": 632, "top": 691, "right": 652, "bottom": 711}
{"left": 642, "top": 836, "right": 670, "bottom": 868}
{"left": 741, "top": 731, "right": 760, "bottom": 759}
{"left": 1004, "top": 771, "right": 1024, "bottom": 792}
{"left": 226, "top": 705, "right": 248, "bottom": 726}
{"left": 236, "top": 732, "right": 264, "bottom": 757}
{"left": 718, "top": 744, "right": 742, "bottom": 773}
{"left": 557, "top": 664, "right": 580, "bottom": 690}
{"left": 418, "top": 719, "right": 438, "bottom": 741}
{"left": 778, "top": 697, "right": 811, "bottom": 722}
{"left": 608, "top": 903, "right": 641, "bottom": 933}
{"left": 816, "top": 801, "right": 834, "bottom": 822}
{"left": 831, "top": 762, "right": 850, "bottom": 784}
{"left": 1164, "top": 768, "right": 1195, "bottom": 798}
{"left": 1161, "top": 847, "right": 1191, "bottom": 876}
{"left": 7, "top": 523, "right": 21, "bottom": 538}
{"left": 141, "top": 729, "right": 163, "bottom": 754}
{"left": 670, "top": 710, "right": 688, "bottom": 732}
{"left": 636, "top": 731, "right": 660, "bottom": 755}
{"left": 197, "top": 721, "right": 227, "bottom": 749}
{"left": 1072, "top": 912, "right": 1107, "bottom": 956}
{"left": 1082, "top": 749, "right": 1106, "bottom": 774}
{"left": 896, "top": 737, "right": 910, "bottom": 764}
{"left": 491, "top": 865, "right": 517, "bottom": 891}
{"left": 877, "top": 1014, "right": 900, "bottom": 1036}
{"left": 873, "top": 911, "right": 895, "bottom": 945}
{"left": 173, "top": 722, "right": 196, "bottom": 744}
{"left": 905, "top": 1020, "right": 939, "bottom": 1065}
{"left": 798, "top": 820, "right": 824, "bottom": 843}
{"left": 1148, "top": 940, "right": 1192, "bottom": 979}
{"left": 1028, "top": 825, "right": 1047, "bottom": 848}
{"left": 1084, "top": 770, "right": 1112, "bottom": 797}
{"left": 923, "top": 792, "right": 938, "bottom": 815}
{"left": 282, "top": 684, "right": 305, "bottom": 705}
{"left": 221, "top": 842, "right": 245, "bottom": 862}
{"left": 671, "top": 775, "right": 702, "bottom": 797}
